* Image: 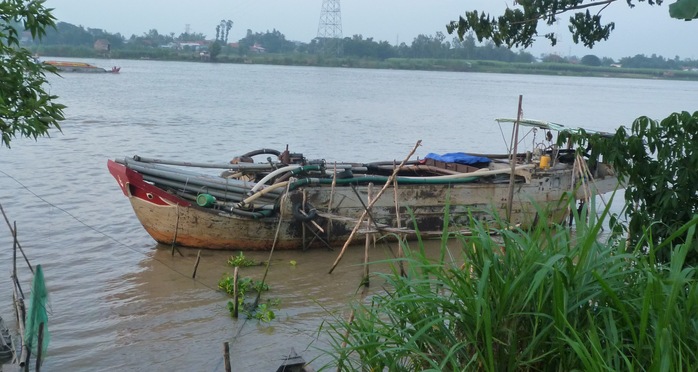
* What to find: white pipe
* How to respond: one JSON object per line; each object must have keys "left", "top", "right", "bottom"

{"left": 249, "top": 165, "right": 302, "bottom": 194}
{"left": 393, "top": 164, "right": 536, "bottom": 181}
{"left": 242, "top": 181, "right": 291, "bottom": 206}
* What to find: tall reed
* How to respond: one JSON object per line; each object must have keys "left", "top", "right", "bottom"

{"left": 319, "top": 198, "right": 698, "bottom": 371}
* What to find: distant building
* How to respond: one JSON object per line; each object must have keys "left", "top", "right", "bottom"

{"left": 94, "top": 39, "right": 110, "bottom": 52}
{"left": 178, "top": 42, "right": 206, "bottom": 51}
{"left": 250, "top": 43, "right": 265, "bottom": 53}
{"left": 610, "top": 64, "right": 622, "bottom": 68}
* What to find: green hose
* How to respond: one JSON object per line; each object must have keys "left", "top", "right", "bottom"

{"left": 288, "top": 175, "right": 479, "bottom": 190}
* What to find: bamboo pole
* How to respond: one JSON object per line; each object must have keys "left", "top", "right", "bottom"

{"left": 339, "top": 309, "right": 356, "bottom": 353}
{"left": 579, "top": 155, "right": 608, "bottom": 206}
{"left": 13, "top": 221, "right": 17, "bottom": 281}
{"left": 363, "top": 184, "right": 373, "bottom": 289}
{"left": 232, "top": 267, "right": 239, "bottom": 318}
{"left": 393, "top": 161, "right": 405, "bottom": 277}
{"left": 506, "top": 95, "right": 523, "bottom": 222}
{"left": 326, "top": 162, "right": 338, "bottom": 244}
{"left": 302, "top": 190, "right": 307, "bottom": 251}
{"left": 223, "top": 342, "right": 231, "bottom": 372}
{"left": 253, "top": 186, "right": 290, "bottom": 309}
{"left": 14, "top": 294, "right": 29, "bottom": 367}
{"left": 36, "top": 322, "right": 44, "bottom": 372}
{"left": 328, "top": 140, "right": 422, "bottom": 274}
{"left": 1, "top": 204, "right": 34, "bottom": 274}
{"left": 15, "top": 303, "right": 28, "bottom": 368}
{"left": 9, "top": 218, "right": 30, "bottom": 369}
{"left": 191, "top": 250, "right": 202, "bottom": 278}
{"left": 170, "top": 205, "right": 183, "bottom": 257}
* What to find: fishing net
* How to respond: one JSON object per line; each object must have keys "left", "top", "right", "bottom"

{"left": 24, "top": 264, "right": 50, "bottom": 355}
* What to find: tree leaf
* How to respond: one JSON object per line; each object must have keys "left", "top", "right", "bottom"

{"left": 669, "top": 0, "right": 698, "bottom": 20}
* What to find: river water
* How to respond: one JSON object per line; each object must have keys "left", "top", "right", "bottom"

{"left": 0, "top": 58, "right": 696, "bottom": 371}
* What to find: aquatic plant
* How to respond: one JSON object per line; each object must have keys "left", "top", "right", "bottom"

{"left": 219, "top": 273, "right": 278, "bottom": 322}
{"left": 226, "top": 252, "right": 258, "bottom": 267}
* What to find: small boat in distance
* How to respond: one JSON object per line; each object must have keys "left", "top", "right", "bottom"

{"left": 44, "top": 60, "right": 120, "bottom": 73}
{"left": 107, "top": 118, "right": 620, "bottom": 251}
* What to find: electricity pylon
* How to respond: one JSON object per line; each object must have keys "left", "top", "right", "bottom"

{"left": 317, "top": 0, "right": 343, "bottom": 56}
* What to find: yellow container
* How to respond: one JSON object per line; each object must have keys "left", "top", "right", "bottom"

{"left": 539, "top": 154, "right": 551, "bottom": 169}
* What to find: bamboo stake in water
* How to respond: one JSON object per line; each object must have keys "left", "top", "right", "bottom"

{"left": 171, "top": 205, "right": 182, "bottom": 257}
{"left": 392, "top": 161, "right": 406, "bottom": 277}
{"left": 363, "top": 183, "right": 373, "bottom": 289}
{"left": 302, "top": 189, "right": 307, "bottom": 250}
{"left": 223, "top": 342, "right": 231, "bottom": 372}
{"left": 327, "top": 162, "right": 338, "bottom": 243}
{"left": 329, "top": 140, "right": 422, "bottom": 274}
{"left": 232, "top": 267, "right": 239, "bottom": 318}
{"left": 192, "top": 250, "right": 202, "bottom": 278}
{"left": 36, "top": 322, "right": 44, "bottom": 372}
{"left": 13, "top": 221, "right": 17, "bottom": 282}
{"left": 506, "top": 95, "right": 523, "bottom": 222}
{"left": 1, "top": 203, "right": 34, "bottom": 274}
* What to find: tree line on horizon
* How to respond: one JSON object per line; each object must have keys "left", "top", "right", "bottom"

{"left": 25, "top": 21, "right": 698, "bottom": 70}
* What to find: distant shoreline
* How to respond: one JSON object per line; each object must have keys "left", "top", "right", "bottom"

{"left": 37, "top": 50, "right": 698, "bottom": 82}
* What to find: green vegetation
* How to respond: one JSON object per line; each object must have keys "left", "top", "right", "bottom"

{"left": 447, "top": 0, "right": 670, "bottom": 49}
{"left": 219, "top": 252, "right": 277, "bottom": 322}
{"left": 227, "top": 252, "right": 259, "bottom": 268}
{"left": 0, "top": 0, "right": 65, "bottom": 148}
{"left": 23, "top": 19, "right": 698, "bottom": 80}
{"left": 318, "top": 2, "right": 698, "bottom": 370}
{"left": 219, "top": 274, "right": 278, "bottom": 322}
{"left": 562, "top": 112, "right": 698, "bottom": 265}
{"left": 321, "top": 202, "right": 698, "bottom": 371}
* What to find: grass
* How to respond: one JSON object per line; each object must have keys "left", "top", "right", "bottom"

{"left": 318, "top": 198, "right": 698, "bottom": 371}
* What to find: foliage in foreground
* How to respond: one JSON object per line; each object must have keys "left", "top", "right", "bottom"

{"left": 562, "top": 111, "right": 698, "bottom": 265}
{"left": 1, "top": 0, "right": 65, "bottom": 148}
{"left": 320, "top": 203, "right": 698, "bottom": 371}
{"left": 447, "top": 0, "right": 694, "bottom": 50}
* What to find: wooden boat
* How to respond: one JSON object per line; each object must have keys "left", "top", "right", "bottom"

{"left": 107, "top": 118, "right": 620, "bottom": 250}
{"left": 44, "top": 60, "right": 120, "bottom": 73}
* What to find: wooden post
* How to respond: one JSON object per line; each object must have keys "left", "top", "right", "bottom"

{"left": 340, "top": 309, "right": 356, "bottom": 350}
{"left": 302, "top": 190, "right": 307, "bottom": 250}
{"left": 363, "top": 184, "right": 373, "bottom": 290}
{"left": 36, "top": 322, "right": 44, "bottom": 372}
{"left": 506, "top": 95, "right": 523, "bottom": 222}
{"left": 191, "top": 250, "right": 201, "bottom": 278}
{"left": 171, "top": 205, "right": 180, "bottom": 256}
{"left": 326, "top": 162, "right": 338, "bottom": 244}
{"left": 223, "top": 342, "right": 231, "bottom": 372}
{"left": 393, "top": 163, "right": 406, "bottom": 277}
{"left": 14, "top": 279, "right": 29, "bottom": 369}
{"left": 170, "top": 205, "right": 183, "bottom": 257}
{"left": 329, "top": 140, "right": 421, "bottom": 274}
{"left": 13, "top": 221, "right": 17, "bottom": 281}
{"left": 232, "top": 267, "right": 239, "bottom": 318}
{"left": 1, "top": 203, "right": 33, "bottom": 274}
{"left": 22, "top": 339, "right": 31, "bottom": 372}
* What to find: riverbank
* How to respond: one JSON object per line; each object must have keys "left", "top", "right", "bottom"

{"left": 34, "top": 45, "right": 698, "bottom": 81}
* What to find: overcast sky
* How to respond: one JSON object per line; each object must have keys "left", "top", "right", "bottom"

{"left": 44, "top": 0, "right": 697, "bottom": 60}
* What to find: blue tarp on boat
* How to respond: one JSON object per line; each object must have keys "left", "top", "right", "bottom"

{"left": 424, "top": 152, "right": 491, "bottom": 165}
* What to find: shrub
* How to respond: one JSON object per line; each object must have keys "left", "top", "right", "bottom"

{"left": 320, "top": 201, "right": 698, "bottom": 371}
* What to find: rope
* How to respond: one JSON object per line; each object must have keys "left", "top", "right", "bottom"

{"left": 0, "top": 169, "right": 221, "bottom": 293}
{"left": 253, "top": 183, "right": 289, "bottom": 308}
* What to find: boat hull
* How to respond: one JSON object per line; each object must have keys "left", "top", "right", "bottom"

{"left": 108, "top": 160, "right": 618, "bottom": 250}
{"left": 44, "top": 60, "right": 115, "bottom": 73}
